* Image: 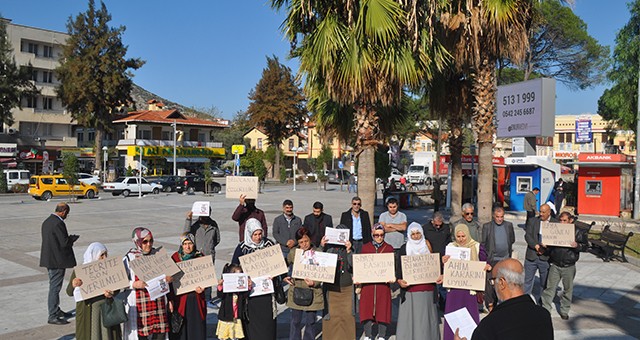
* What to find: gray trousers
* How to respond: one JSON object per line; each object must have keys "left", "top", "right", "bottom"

{"left": 524, "top": 257, "right": 549, "bottom": 301}
{"left": 47, "top": 268, "right": 65, "bottom": 321}
{"left": 541, "top": 263, "right": 576, "bottom": 315}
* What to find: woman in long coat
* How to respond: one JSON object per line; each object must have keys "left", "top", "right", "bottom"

{"left": 231, "top": 218, "right": 278, "bottom": 340}
{"left": 358, "top": 224, "right": 394, "bottom": 340}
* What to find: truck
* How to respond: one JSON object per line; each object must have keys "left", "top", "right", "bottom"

{"left": 407, "top": 152, "right": 435, "bottom": 184}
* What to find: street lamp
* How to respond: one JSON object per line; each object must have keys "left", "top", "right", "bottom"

{"left": 137, "top": 140, "right": 144, "bottom": 199}
{"left": 102, "top": 146, "right": 108, "bottom": 183}
{"left": 292, "top": 147, "right": 298, "bottom": 191}
{"left": 171, "top": 120, "right": 177, "bottom": 176}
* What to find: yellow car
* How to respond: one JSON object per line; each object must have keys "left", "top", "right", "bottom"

{"left": 28, "top": 174, "right": 99, "bottom": 200}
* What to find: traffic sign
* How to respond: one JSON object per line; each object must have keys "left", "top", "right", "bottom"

{"left": 338, "top": 161, "right": 344, "bottom": 169}
{"left": 232, "top": 145, "right": 246, "bottom": 155}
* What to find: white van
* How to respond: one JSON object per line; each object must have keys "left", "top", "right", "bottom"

{"left": 4, "top": 169, "right": 31, "bottom": 191}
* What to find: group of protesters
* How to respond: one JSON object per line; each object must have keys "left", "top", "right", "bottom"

{"left": 40, "top": 191, "right": 583, "bottom": 340}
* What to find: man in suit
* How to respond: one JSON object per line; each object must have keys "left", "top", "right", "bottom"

{"left": 340, "top": 196, "right": 372, "bottom": 254}
{"left": 40, "top": 203, "right": 78, "bottom": 325}
{"left": 481, "top": 206, "right": 515, "bottom": 311}
{"left": 524, "top": 203, "right": 554, "bottom": 301}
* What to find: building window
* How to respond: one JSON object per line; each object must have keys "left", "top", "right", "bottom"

{"left": 426, "top": 142, "right": 433, "bottom": 152}
{"left": 31, "top": 69, "right": 38, "bottom": 82}
{"left": 198, "top": 133, "right": 206, "bottom": 142}
{"left": 162, "top": 131, "right": 171, "bottom": 140}
{"left": 42, "top": 97, "right": 53, "bottom": 110}
{"left": 558, "top": 133, "right": 565, "bottom": 143}
{"left": 289, "top": 138, "right": 294, "bottom": 150}
{"left": 77, "top": 130, "right": 84, "bottom": 142}
{"left": 257, "top": 138, "right": 263, "bottom": 149}
{"left": 42, "top": 71, "right": 53, "bottom": 83}
{"left": 142, "top": 130, "right": 151, "bottom": 139}
{"left": 88, "top": 130, "right": 95, "bottom": 142}
{"left": 25, "top": 96, "right": 37, "bottom": 108}
{"left": 565, "top": 133, "right": 573, "bottom": 143}
{"left": 43, "top": 45, "right": 53, "bottom": 58}
{"left": 28, "top": 42, "right": 39, "bottom": 56}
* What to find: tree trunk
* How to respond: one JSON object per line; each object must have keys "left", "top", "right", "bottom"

{"left": 358, "top": 146, "right": 376, "bottom": 222}
{"left": 472, "top": 57, "right": 497, "bottom": 224}
{"left": 94, "top": 128, "right": 104, "bottom": 174}
{"left": 274, "top": 147, "right": 281, "bottom": 181}
{"left": 449, "top": 124, "right": 464, "bottom": 217}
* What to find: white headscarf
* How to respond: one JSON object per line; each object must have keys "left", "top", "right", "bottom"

{"left": 243, "top": 218, "right": 265, "bottom": 249}
{"left": 406, "top": 222, "right": 429, "bottom": 256}
{"left": 83, "top": 242, "right": 108, "bottom": 264}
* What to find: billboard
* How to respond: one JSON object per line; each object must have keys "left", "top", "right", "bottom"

{"left": 575, "top": 117, "right": 593, "bottom": 143}
{"left": 496, "top": 78, "right": 556, "bottom": 138}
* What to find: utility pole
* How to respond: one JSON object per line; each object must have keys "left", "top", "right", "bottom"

{"left": 634, "top": 57, "right": 640, "bottom": 219}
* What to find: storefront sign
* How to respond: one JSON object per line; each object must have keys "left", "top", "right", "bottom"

{"left": 496, "top": 78, "right": 556, "bottom": 138}
{"left": 0, "top": 143, "right": 17, "bottom": 157}
{"left": 578, "top": 153, "right": 631, "bottom": 163}
{"left": 127, "top": 146, "right": 225, "bottom": 158}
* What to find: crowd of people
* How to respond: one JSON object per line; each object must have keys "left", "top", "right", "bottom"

{"left": 41, "top": 192, "right": 585, "bottom": 339}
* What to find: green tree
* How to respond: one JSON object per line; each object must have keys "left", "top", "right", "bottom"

{"left": 56, "top": 0, "right": 144, "bottom": 176}
{"left": 598, "top": 0, "right": 640, "bottom": 131}
{"left": 214, "top": 110, "right": 251, "bottom": 158}
{"left": 61, "top": 152, "right": 79, "bottom": 202}
{"left": 0, "top": 17, "right": 39, "bottom": 127}
{"left": 272, "top": 0, "right": 447, "bottom": 216}
{"left": 203, "top": 159, "right": 212, "bottom": 195}
{"left": 247, "top": 56, "right": 307, "bottom": 181}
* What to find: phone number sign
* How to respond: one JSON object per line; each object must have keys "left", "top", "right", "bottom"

{"left": 496, "top": 78, "right": 556, "bottom": 138}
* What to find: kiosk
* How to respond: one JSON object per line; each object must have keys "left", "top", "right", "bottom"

{"left": 505, "top": 156, "right": 560, "bottom": 212}
{"left": 573, "top": 153, "right": 634, "bottom": 217}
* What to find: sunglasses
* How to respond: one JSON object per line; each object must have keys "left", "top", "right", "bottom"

{"left": 142, "top": 239, "right": 153, "bottom": 245}
{"left": 372, "top": 233, "right": 384, "bottom": 238}
{"left": 464, "top": 212, "right": 474, "bottom": 216}
{"left": 352, "top": 202, "right": 361, "bottom": 206}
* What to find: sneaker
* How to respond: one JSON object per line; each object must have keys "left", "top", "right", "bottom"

{"left": 560, "top": 313, "right": 569, "bottom": 320}
{"left": 56, "top": 310, "right": 73, "bottom": 318}
{"left": 48, "top": 317, "right": 70, "bottom": 325}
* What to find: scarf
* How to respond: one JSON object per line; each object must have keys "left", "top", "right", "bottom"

{"left": 406, "top": 222, "right": 429, "bottom": 256}
{"left": 372, "top": 223, "right": 385, "bottom": 248}
{"left": 178, "top": 233, "right": 197, "bottom": 261}
{"left": 131, "top": 227, "right": 153, "bottom": 255}
{"left": 453, "top": 224, "right": 479, "bottom": 261}
{"left": 243, "top": 218, "right": 264, "bottom": 249}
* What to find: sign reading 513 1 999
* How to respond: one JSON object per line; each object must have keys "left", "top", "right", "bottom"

{"left": 496, "top": 78, "right": 556, "bottom": 138}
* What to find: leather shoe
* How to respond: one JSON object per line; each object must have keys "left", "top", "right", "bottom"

{"left": 48, "top": 317, "right": 70, "bottom": 325}
{"left": 560, "top": 314, "right": 569, "bottom": 320}
{"left": 57, "top": 310, "right": 73, "bottom": 318}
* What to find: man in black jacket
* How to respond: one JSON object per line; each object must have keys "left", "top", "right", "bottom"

{"left": 524, "top": 203, "right": 555, "bottom": 301}
{"left": 302, "top": 201, "right": 332, "bottom": 246}
{"left": 540, "top": 212, "right": 589, "bottom": 320}
{"left": 424, "top": 211, "right": 450, "bottom": 310}
{"left": 39, "top": 203, "right": 78, "bottom": 325}
{"left": 481, "top": 206, "right": 515, "bottom": 310}
{"left": 339, "top": 196, "right": 371, "bottom": 253}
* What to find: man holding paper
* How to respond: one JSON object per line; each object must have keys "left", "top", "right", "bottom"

{"left": 540, "top": 212, "right": 589, "bottom": 320}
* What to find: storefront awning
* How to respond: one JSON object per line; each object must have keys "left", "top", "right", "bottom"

{"left": 165, "top": 157, "right": 210, "bottom": 163}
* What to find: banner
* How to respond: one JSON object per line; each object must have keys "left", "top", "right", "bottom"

{"left": 541, "top": 223, "right": 575, "bottom": 247}
{"left": 226, "top": 176, "right": 259, "bottom": 199}
{"left": 401, "top": 254, "right": 441, "bottom": 285}
{"left": 239, "top": 245, "right": 288, "bottom": 278}
{"left": 291, "top": 248, "right": 338, "bottom": 283}
{"left": 74, "top": 257, "right": 130, "bottom": 301}
{"left": 353, "top": 253, "right": 395, "bottom": 284}
{"left": 129, "top": 248, "right": 181, "bottom": 283}
{"left": 173, "top": 255, "right": 217, "bottom": 295}
{"left": 443, "top": 259, "right": 486, "bottom": 291}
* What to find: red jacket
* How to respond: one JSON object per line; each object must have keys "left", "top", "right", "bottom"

{"left": 359, "top": 241, "right": 394, "bottom": 324}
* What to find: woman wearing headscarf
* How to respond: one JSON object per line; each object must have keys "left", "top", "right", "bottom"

{"left": 66, "top": 242, "right": 122, "bottom": 340}
{"left": 319, "top": 224, "right": 355, "bottom": 340}
{"left": 442, "top": 224, "right": 490, "bottom": 340}
{"left": 123, "top": 227, "right": 170, "bottom": 340}
{"left": 169, "top": 233, "right": 206, "bottom": 339}
{"left": 395, "top": 222, "right": 441, "bottom": 340}
{"left": 230, "top": 218, "right": 278, "bottom": 340}
{"left": 358, "top": 223, "right": 395, "bottom": 340}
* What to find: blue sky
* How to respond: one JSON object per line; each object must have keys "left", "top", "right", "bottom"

{"left": 1, "top": 0, "right": 633, "bottom": 120}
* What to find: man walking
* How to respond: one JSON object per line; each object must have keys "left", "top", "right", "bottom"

{"left": 184, "top": 207, "right": 220, "bottom": 304}
{"left": 40, "top": 203, "right": 78, "bottom": 325}
{"left": 273, "top": 199, "right": 303, "bottom": 259}
{"left": 378, "top": 197, "right": 407, "bottom": 252}
{"left": 302, "top": 201, "right": 333, "bottom": 246}
{"left": 524, "top": 203, "right": 555, "bottom": 301}
{"left": 451, "top": 203, "right": 482, "bottom": 242}
{"left": 232, "top": 194, "right": 268, "bottom": 241}
{"left": 524, "top": 187, "right": 540, "bottom": 227}
{"left": 340, "top": 196, "right": 372, "bottom": 254}
{"left": 481, "top": 206, "right": 515, "bottom": 311}
{"left": 541, "top": 211, "right": 589, "bottom": 320}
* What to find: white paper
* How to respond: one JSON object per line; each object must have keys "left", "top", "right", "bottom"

{"left": 223, "top": 273, "right": 249, "bottom": 293}
{"left": 146, "top": 275, "right": 169, "bottom": 301}
{"left": 191, "top": 201, "right": 211, "bottom": 217}
{"left": 73, "top": 288, "right": 83, "bottom": 302}
{"left": 249, "top": 275, "right": 274, "bottom": 297}
{"left": 444, "top": 307, "right": 477, "bottom": 339}
{"left": 446, "top": 245, "right": 471, "bottom": 261}
{"left": 297, "top": 249, "right": 337, "bottom": 267}
{"left": 324, "top": 227, "right": 350, "bottom": 245}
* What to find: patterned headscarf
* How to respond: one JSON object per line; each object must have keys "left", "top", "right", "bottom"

{"left": 243, "top": 218, "right": 264, "bottom": 249}
{"left": 372, "top": 223, "right": 385, "bottom": 247}
{"left": 178, "top": 233, "right": 197, "bottom": 260}
{"left": 406, "top": 222, "right": 429, "bottom": 256}
{"left": 131, "top": 227, "right": 153, "bottom": 254}
{"left": 83, "top": 242, "right": 108, "bottom": 264}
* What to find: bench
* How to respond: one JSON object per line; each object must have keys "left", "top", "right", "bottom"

{"left": 590, "top": 225, "right": 634, "bottom": 262}
{"left": 574, "top": 220, "right": 595, "bottom": 252}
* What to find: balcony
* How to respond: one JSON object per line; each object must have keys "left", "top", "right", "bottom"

{"left": 115, "top": 139, "right": 223, "bottom": 148}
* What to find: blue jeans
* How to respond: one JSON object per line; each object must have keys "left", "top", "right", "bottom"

{"left": 47, "top": 268, "right": 66, "bottom": 321}
{"left": 289, "top": 309, "right": 317, "bottom": 340}
{"left": 524, "top": 257, "right": 549, "bottom": 301}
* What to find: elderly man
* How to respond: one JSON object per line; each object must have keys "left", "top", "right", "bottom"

{"left": 340, "top": 196, "right": 372, "bottom": 254}
{"left": 424, "top": 211, "right": 450, "bottom": 310}
{"left": 541, "top": 211, "right": 589, "bottom": 320}
{"left": 481, "top": 206, "right": 515, "bottom": 311}
{"left": 524, "top": 203, "right": 555, "bottom": 301}
{"left": 451, "top": 203, "right": 482, "bottom": 242}
{"left": 273, "top": 199, "right": 303, "bottom": 259}
{"left": 524, "top": 187, "right": 540, "bottom": 226}
{"left": 454, "top": 259, "right": 553, "bottom": 340}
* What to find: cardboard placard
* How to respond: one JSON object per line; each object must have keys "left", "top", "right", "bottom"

{"left": 129, "top": 248, "right": 181, "bottom": 282}
{"left": 352, "top": 253, "right": 396, "bottom": 284}
{"left": 401, "top": 253, "right": 441, "bottom": 285}
{"left": 443, "top": 259, "right": 486, "bottom": 291}
{"left": 239, "top": 245, "right": 288, "bottom": 279}
{"left": 191, "top": 201, "right": 211, "bottom": 217}
{"left": 541, "top": 222, "right": 575, "bottom": 247}
{"left": 226, "top": 176, "right": 259, "bottom": 199}
{"left": 291, "top": 248, "right": 338, "bottom": 283}
{"left": 173, "top": 255, "right": 217, "bottom": 295}
{"left": 74, "top": 257, "right": 130, "bottom": 301}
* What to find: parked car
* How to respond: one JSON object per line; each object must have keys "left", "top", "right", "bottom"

{"left": 77, "top": 172, "right": 101, "bottom": 187}
{"left": 388, "top": 168, "right": 403, "bottom": 182}
{"left": 147, "top": 175, "right": 180, "bottom": 192}
{"left": 306, "top": 169, "right": 329, "bottom": 180}
{"left": 238, "top": 171, "right": 255, "bottom": 177}
{"left": 327, "top": 169, "right": 351, "bottom": 184}
{"left": 28, "top": 174, "right": 99, "bottom": 200}
{"left": 102, "top": 177, "right": 162, "bottom": 197}
{"left": 175, "top": 175, "right": 222, "bottom": 194}
{"left": 210, "top": 166, "right": 225, "bottom": 177}
{"left": 4, "top": 169, "right": 30, "bottom": 192}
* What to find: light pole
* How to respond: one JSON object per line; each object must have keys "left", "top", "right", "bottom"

{"left": 172, "top": 120, "right": 177, "bottom": 176}
{"left": 137, "top": 140, "right": 144, "bottom": 199}
{"left": 102, "top": 146, "right": 108, "bottom": 183}
{"left": 292, "top": 147, "right": 298, "bottom": 191}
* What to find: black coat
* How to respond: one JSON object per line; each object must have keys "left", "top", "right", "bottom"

{"left": 217, "top": 288, "right": 249, "bottom": 322}
{"left": 340, "top": 208, "right": 372, "bottom": 244}
{"left": 39, "top": 214, "right": 76, "bottom": 269}
{"left": 302, "top": 213, "right": 333, "bottom": 246}
{"left": 471, "top": 294, "right": 553, "bottom": 340}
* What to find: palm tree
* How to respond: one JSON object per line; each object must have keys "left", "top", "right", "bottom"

{"left": 271, "top": 0, "right": 447, "bottom": 215}
{"left": 440, "top": 0, "right": 533, "bottom": 222}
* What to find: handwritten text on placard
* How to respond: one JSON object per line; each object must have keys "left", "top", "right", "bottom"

{"left": 239, "top": 245, "right": 288, "bottom": 278}
{"left": 443, "top": 259, "right": 486, "bottom": 291}
{"left": 129, "top": 248, "right": 181, "bottom": 282}
{"left": 75, "top": 257, "right": 130, "bottom": 300}
{"left": 401, "top": 253, "right": 441, "bottom": 285}
{"left": 173, "top": 255, "right": 217, "bottom": 295}
{"left": 352, "top": 253, "right": 395, "bottom": 284}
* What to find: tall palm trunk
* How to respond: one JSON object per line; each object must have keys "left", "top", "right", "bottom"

{"left": 472, "top": 57, "right": 497, "bottom": 224}
{"left": 448, "top": 123, "right": 464, "bottom": 217}
{"left": 354, "top": 105, "right": 378, "bottom": 218}
{"left": 94, "top": 128, "right": 103, "bottom": 174}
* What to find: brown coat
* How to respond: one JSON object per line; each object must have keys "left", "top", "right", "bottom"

{"left": 286, "top": 247, "right": 324, "bottom": 311}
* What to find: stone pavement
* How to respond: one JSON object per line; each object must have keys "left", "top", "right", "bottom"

{"left": 0, "top": 183, "right": 638, "bottom": 339}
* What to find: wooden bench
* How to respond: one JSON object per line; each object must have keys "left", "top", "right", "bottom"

{"left": 590, "top": 225, "right": 634, "bottom": 262}
{"left": 574, "top": 220, "right": 595, "bottom": 252}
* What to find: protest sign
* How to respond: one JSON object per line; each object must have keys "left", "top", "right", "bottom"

{"left": 324, "top": 227, "right": 350, "bottom": 245}
{"left": 250, "top": 276, "right": 275, "bottom": 297}
{"left": 401, "top": 253, "right": 441, "bottom": 285}
{"left": 173, "top": 255, "right": 217, "bottom": 295}
{"left": 223, "top": 273, "right": 250, "bottom": 293}
{"left": 191, "top": 201, "right": 211, "bottom": 217}
{"left": 291, "top": 248, "right": 338, "bottom": 283}
{"left": 353, "top": 253, "right": 396, "bottom": 284}
{"left": 226, "top": 176, "right": 259, "bottom": 199}
{"left": 239, "top": 245, "right": 288, "bottom": 278}
{"left": 129, "top": 248, "right": 181, "bottom": 282}
{"left": 541, "top": 222, "right": 575, "bottom": 247}
{"left": 74, "top": 257, "right": 130, "bottom": 301}
{"left": 443, "top": 259, "right": 486, "bottom": 291}
{"left": 445, "top": 245, "right": 471, "bottom": 261}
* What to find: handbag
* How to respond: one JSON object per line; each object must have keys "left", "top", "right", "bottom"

{"left": 170, "top": 311, "right": 183, "bottom": 334}
{"left": 274, "top": 279, "right": 287, "bottom": 304}
{"left": 293, "top": 286, "right": 314, "bottom": 306}
{"left": 101, "top": 297, "right": 127, "bottom": 328}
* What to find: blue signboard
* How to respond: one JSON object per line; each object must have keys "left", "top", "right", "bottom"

{"left": 338, "top": 161, "right": 344, "bottom": 169}
{"left": 575, "top": 119, "right": 592, "bottom": 143}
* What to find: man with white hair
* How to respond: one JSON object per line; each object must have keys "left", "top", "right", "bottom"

{"left": 451, "top": 203, "right": 482, "bottom": 242}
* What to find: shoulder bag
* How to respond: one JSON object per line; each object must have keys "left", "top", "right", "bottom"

{"left": 293, "top": 286, "right": 314, "bottom": 306}
{"left": 101, "top": 297, "right": 128, "bottom": 328}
